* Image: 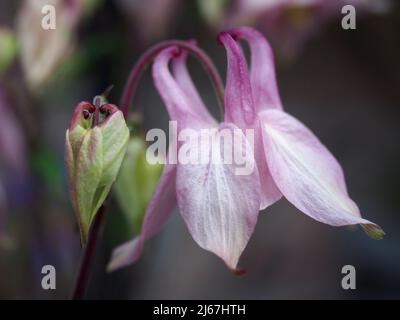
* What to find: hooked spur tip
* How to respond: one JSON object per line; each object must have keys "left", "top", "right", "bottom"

{"left": 225, "top": 261, "right": 247, "bottom": 276}
{"left": 216, "top": 32, "right": 228, "bottom": 45}
{"left": 361, "top": 223, "right": 385, "bottom": 240}
{"left": 217, "top": 30, "right": 240, "bottom": 45}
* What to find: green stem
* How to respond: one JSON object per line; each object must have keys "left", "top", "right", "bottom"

{"left": 71, "top": 203, "right": 107, "bottom": 300}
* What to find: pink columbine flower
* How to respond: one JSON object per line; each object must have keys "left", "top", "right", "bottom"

{"left": 108, "top": 27, "right": 383, "bottom": 272}
{"left": 218, "top": 26, "right": 384, "bottom": 238}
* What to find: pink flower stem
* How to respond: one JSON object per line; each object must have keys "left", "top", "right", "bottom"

{"left": 120, "top": 40, "right": 225, "bottom": 119}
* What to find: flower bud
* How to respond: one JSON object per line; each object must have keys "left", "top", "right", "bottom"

{"left": 114, "top": 137, "right": 162, "bottom": 234}
{"left": 65, "top": 100, "right": 129, "bottom": 243}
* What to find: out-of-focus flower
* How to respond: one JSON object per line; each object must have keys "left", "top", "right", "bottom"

{"left": 108, "top": 48, "right": 260, "bottom": 272}
{"left": 0, "top": 85, "right": 26, "bottom": 238}
{"left": 0, "top": 86, "right": 26, "bottom": 172}
{"left": 65, "top": 98, "right": 129, "bottom": 243}
{"left": 116, "top": 0, "right": 180, "bottom": 45}
{"left": 0, "top": 28, "right": 17, "bottom": 75}
{"left": 114, "top": 137, "right": 162, "bottom": 235}
{"left": 0, "top": 180, "right": 5, "bottom": 225}
{"left": 16, "top": 0, "right": 84, "bottom": 91}
{"left": 218, "top": 26, "right": 384, "bottom": 238}
{"left": 197, "top": 0, "right": 229, "bottom": 27}
{"left": 207, "top": 0, "right": 391, "bottom": 58}
{"left": 232, "top": 0, "right": 389, "bottom": 20}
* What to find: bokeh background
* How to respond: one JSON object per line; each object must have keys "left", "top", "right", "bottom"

{"left": 0, "top": 0, "right": 399, "bottom": 299}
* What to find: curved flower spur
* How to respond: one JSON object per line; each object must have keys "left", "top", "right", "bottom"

{"left": 108, "top": 27, "right": 384, "bottom": 273}
{"left": 218, "top": 27, "right": 384, "bottom": 239}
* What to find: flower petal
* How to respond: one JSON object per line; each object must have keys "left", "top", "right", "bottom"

{"left": 254, "top": 119, "right": 282, "bottom": 209}
{"left": 176, "top": 123, "right": 261, "bottom": 270}
{"left": 260, "top": 109, "right": 383, "bottom": 237}
{"left": 229, "top": 26, "right": 283, "bottom": 111}
{"left": 218, "top": 32, "right": 256, "bottom": 128}
{"left": 107, "top": 163, "right": 177, "bottom": 271}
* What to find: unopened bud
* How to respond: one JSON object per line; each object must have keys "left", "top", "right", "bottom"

{"left": 65, "top": 100, "right": 129, "bottom": 243}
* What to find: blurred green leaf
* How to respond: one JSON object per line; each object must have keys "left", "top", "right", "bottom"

{"left": 0, "top": 28, "right": 17, "bottom": 75}
{"left": 115, "top": 137, "right": 162, "bottom": 235}
{"left": 31, "top": 147, "right": 63, "bottom": 191}
{"left": 197, "top": 0, "right": 229, "bottom": 26}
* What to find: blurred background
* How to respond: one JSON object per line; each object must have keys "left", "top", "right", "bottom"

{"left": 0, "top": 0, "right": 399, "bottom": 299}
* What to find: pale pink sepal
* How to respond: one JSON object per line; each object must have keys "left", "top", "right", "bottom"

{"left": 176, "top": 123, "right": 261, "bottom": 271}
{"left": 260, "top": 109, "right": 383, "bottom": 235}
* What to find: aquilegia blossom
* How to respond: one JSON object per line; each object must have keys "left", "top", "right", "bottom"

{"left": 108, "top": 27, "right": 383, "bottom": 272}
{"left": 219, "top": 26, "right": 383, "bottom": 238}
